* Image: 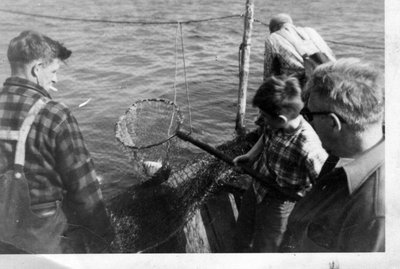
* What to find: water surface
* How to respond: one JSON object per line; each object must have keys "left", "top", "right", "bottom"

{"left": 0, "top": 0, "right": 384, "bottom": 198}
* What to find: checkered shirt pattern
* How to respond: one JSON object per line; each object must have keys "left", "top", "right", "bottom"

{"left": 253, "top": 117, "right": 328, "bottom": 203}
{"left": 263, "top": 25, "right": 334, "bottom": 81}
{"left": 263, "top": 31, "right": 304, "bottom": 81}
{"left": 0, "top": 77, "right": 111, "bottom": 236}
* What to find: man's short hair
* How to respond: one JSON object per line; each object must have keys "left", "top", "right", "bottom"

{"left": 7, "top": 30, "right": 71, "bottom": 66}
{"left": 269, "top": 13, "right": 293, "bottom": 33}
{"left": 253, "top": 75, "right": 304, "bottom": 119}
{"left": 304, "top": 58, "right": 384, "bottom": 131}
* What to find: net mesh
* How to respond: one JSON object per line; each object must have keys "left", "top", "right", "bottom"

{"left": 115, "top": 98, "right": 186, "bottom": 181}
{"left": 107, "top": 130, "right": 259, "bottom": 252}
{"left": 115, "top": 98, "right": 183, "bottom": 150}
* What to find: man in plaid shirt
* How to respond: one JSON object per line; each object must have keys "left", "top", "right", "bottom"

{"left": 233, "top": 75, "right": 328, "bottom": 252}
{"left": 263, "top": 13, "right": 335, "bottom": 86}
{"left": 0, "top": 30, "right": 114, "bottom": 253}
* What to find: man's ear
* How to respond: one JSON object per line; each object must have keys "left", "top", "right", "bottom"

{"left": 278, "top": 115, "right": 288, "bottom": 125}
{"left": 31, "top": 60, "right": 43, "bottom": 78}
{"left": 329, "top": 113, "right": 342, "bottom": 132}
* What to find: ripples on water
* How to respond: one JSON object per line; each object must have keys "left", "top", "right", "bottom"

{"left": 0, "top": 0, "right": 384, "bottom": 198}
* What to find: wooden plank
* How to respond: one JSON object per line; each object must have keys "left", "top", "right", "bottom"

{"left": 183, "top": 210, "right": 211, "bottom": 253}
{"left": 200, "top": 191, "right": 238, "bottom": 252}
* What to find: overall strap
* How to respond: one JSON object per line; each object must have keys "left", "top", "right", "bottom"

{"left": 14, "top": 98, "right": 49, "bottom": 168}
{"left": 299, "top": 27, "right": 326, "bottom": 56}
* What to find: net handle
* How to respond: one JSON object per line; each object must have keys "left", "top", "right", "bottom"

{"left": 175, "top": 130, "right": 301, "bottom": 201}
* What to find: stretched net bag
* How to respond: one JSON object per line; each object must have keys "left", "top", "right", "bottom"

{"left": 115, "top": 98, "right": 182, "bottom": 150}
{"left": 109, "top": 132, "right": 257, "bottom": 252}
{"left": 109, "top": 98, "right": 259, "bottom": 252}
{"left": 114, "top": 98, "right": 184, "bottom": 173}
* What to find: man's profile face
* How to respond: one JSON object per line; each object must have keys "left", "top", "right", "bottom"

{"left": 307, "top": 92, "right": 338, "bottom": 155}
{"left": 36, "top": 58, "right": 60, "bottom": 92}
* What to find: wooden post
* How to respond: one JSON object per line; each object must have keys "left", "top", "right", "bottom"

{"left": 235, "top": 0, "right": 254, "bottom": 135}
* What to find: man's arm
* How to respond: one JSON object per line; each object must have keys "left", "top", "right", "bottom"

{"left": 233, "top": 133, "right": 265, "bottom": 166}
{"left": 55, "top": 110, "right": 114, "bottom": 252}
{"left": 263, "top": 39, "right": 275, "bottom": 82}
{"left": 304, "top": 144, "right": 329, "bottom": 184}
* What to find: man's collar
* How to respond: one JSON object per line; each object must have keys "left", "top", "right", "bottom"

{"left": 3, "top": 77, "right": 52, "bottom": 99}
{"left": 342, "top": 139, "right": 385, "bottom": 194}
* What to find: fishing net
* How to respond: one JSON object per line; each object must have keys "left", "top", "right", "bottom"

{"left": 115, "top": 98, "right": 183, "bottom": 150}
{"left": 108, "top": 131, "right": 258, "bottom": 253}
{"left": 114, "top": 98, "right": 185, "bottom": 177}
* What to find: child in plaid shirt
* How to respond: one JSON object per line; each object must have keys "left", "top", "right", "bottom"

{"left": 233, "top": 75, "right": 328, "bottom": 252}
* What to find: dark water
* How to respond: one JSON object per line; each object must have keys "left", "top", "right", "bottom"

{"left": 0, "top": 0, "right": 384, "bottom": 199}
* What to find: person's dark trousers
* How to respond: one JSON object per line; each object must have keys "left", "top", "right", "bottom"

{"left": 232, "top": 186, "right": 256, "bottom": 252}
{"left": 232, "top": 186, "right": 295, "bottom": 252}
{"left": 252, "top": 196, "right": 295, "bottom": 252}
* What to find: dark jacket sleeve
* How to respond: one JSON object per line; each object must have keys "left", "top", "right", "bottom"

{"left": 55, "top": 110, "right": 114, "bottom": 252}
{"left": 338, "top": 217, "right": 385, "bottom": 252}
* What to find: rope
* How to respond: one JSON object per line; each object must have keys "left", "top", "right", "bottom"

{"left": 253, "top": 18, "right": 269, "bottom": 27}
{"left": 0, "top": 7, "right": 383, "bottom": 51}
{"left": 167, "top": 23, "right": 180, "bottom": 138}
{"left": 0, "top": 8, "right": 242, "bottom": 25}
{"left": 324, "top": 39, "right": 384, "bottom": 50}
{"left": 179, "top": 23, "right": 193, "bottom": 133}
{"left": 173, "top": 23, "right": 180, "bottom": 105}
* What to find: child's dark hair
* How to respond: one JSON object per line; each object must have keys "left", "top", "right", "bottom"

{"left": 252, "top": 75, "right": 304, "bottom": 119}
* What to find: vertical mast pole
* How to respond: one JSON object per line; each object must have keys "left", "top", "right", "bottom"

{"left": 235, "top": 0, "right": 254, "bottom": 135}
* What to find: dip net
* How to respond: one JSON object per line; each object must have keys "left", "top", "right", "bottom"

{"left": 115, "top": 98, "right": 182, "bottom": 150}
{"left": 108, "top": 131, "right": 257, "bottom": 252}
{"left": 114, "top": 98, "right": 185, "bottom": 178}
{"left": 110, "top": 90, "right": 259, "bottom": 252}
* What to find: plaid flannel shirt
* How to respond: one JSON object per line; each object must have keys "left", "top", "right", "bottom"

{"left": 0, "top": 77, "right": 113, "bottom": 243}
{"left": 263, "top": 25, "right": 334, "bottom": 82}
{"left": 253, "top": 117, "right": 328, "bottom": 203}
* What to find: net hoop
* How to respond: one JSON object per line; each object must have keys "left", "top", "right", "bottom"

{"left": 115, "top": 98, "right": 183, "bottom": 150}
